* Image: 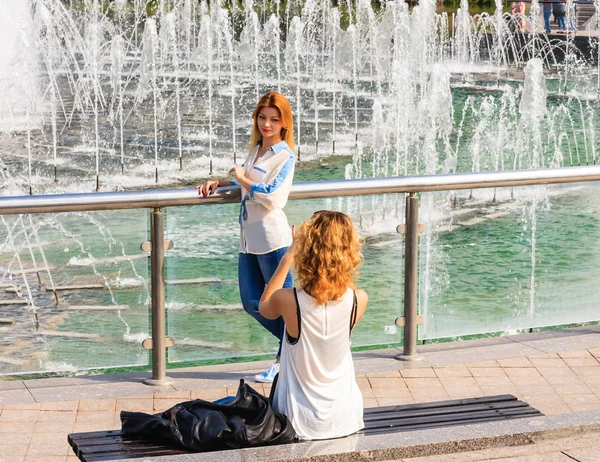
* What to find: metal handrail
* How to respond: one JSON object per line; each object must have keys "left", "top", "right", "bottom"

{"left": 1, "top": 165, "right": 600, "bottom": 215}
{"left": 3, "top": 164, "right": 600, "bottom": 382}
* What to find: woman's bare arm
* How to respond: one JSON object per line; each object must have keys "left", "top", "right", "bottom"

{"left": 259, "top": 251, "right": 294, "bottom": 320}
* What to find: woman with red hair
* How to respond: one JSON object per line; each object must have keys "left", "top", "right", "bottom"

{"left": 259, "top": 211, "right": 369, "bottom": 440}
{"left": 197, "top": 92, "right": 296, "bottom": 383}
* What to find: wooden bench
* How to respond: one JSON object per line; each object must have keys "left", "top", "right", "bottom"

{"left": 68, "top": 394, "right": 542, "bottom": 461}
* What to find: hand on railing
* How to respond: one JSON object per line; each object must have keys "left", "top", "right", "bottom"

{"left": 196, "top": 180, "right": 222, "bottom": 197}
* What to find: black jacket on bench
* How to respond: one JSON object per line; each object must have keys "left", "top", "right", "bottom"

{"left": 121, "top": 379, "right": 296, "bottom": 452}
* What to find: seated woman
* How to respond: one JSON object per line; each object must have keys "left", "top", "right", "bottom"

{"left": 258, "top": 210, "right": 368, "bottom": 440}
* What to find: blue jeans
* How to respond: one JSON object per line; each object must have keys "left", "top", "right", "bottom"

{"left": 556, "top": 14, "right": 566, "bottom": 30}
{"left": 543, "top": 9, "right": 552, "bottom": 33}
{"left": 238, "top": 248, "right": 293, "bottom": 359}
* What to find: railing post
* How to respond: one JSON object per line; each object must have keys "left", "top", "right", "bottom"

{"left": 144, "top": 208, "right": 174, "bottom": 386}
{"left": 396, "top": 193, "right": 422, "bottom": 361}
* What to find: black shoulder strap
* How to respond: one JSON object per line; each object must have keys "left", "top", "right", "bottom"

{"left": 349, "top": 290, "right": 358, "bottom": 338}
{"left": 287, "top": 288, "right": 301, "bottom": 345}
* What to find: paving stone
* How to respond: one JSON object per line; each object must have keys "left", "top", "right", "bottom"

{"left": 34, "top": 419, "right": 75, "bottom": 433}
{"left": 588, "top": 347, "right": 600, "bottom": 358}
{"left": 447, "top": 390, "right": 487, "bottom": 399}
{"left": 411, "top": 391, "right": 451, "bottom": 403}
{"left": 469, "top": 367, "right": 508, "bottom": 377}
{"left": 115, "top": 398, "right": 153, "bottom": 413}
{"left": 438, "top": 377, "right": 482, "bottom": 389}
{"left": 75, "top": 411, "right": 115, "bottom": 423}
{"left": 77, "top": 398, "right": 116, "bottom": 411}
{"left": 464, "top": 359, "right": 502, "bottom": 368}
{"left": 368, "top": 377, "right": 407, "bottom": 388}
{"left": 361, "top": 388, "right": 375, "bottom": 399}
{"left": 0, "top": 421, "right": 35, "bottom": 433}
{"left": 0, "top": 445, "right": 27, "bottom": 458}
{"left": 560, "top": 394, "right": 600, "bottom": 412}
{"left": 25, "top": 456, "right": 68, "bottom": 462}
{"left": 153, "top": 389, "right": 191, "bottom": 400}
{"left": 363, "top": 398, "right": 379, "bottom": 408}
{"left": 404, "top": 378, "right": 444, "bottom": 390}
{"left": 356, "top": 377, "right": 371, "bottom": 389}
{"left": 433, "top": 366, "right": 471, "bottom": 378}
{"left": 400, "top": 368, "right": 437, "bottom": 378}
{"left": 497, "top": 357, "right": 534, "bottom": 368}
{"left": 4, "top": 403, "right": 41, "bottom": 413}
{"left": 563, "top": 447, "right": 600, "bottom": 461}
{"left": 537, "top": 366, "right": 578, "bottom": 378}
{"left": 530, "top": 358, "right": 569, "bottom": 369}
{"left": 371, "top": 387, "right": 412, "bottom": 399}
{"left": 528, "top": 353, "right": 561, "bottom": 359}
{"left": 0, "top": 389, "right": 36, "bottom": 407}
{"left": 550, "top": 383, "right": 593, "bottom": 396}
{"left": 189, "top": 387, "right": 228, "bottom": 401}
{"left": 557, "top": 350, "right": 594, "bottom": 359}
{"left": 0, "top": 409, "right": 39, "bottom": 422}
{"left": 366, "top": 370, "right": 401, "bottom": 378}
{"left": 0, "top": 432, "right": 32, "bottom": 446}
{"left": 376, "top": 396, "right": 415, "bottom": 406}
{"left": 564, "top": 358, "right": 600, "bottom": 368}
{"left": 504, "top": 367, "right": 544, "bottom": 379}
{"left": 40, "top": 401, "right": 78, "bottom": 411}
{"left": 71, "top": 421, "right": 114, "bottom": 433}
{"left": 0, "top": 380, "right": 26, "bottom": 391}
{"left": 37, "top": 410, "right": 76, "bottom": 423}
{"left": 154, "top": 398, "right": 186, "bottom": 412}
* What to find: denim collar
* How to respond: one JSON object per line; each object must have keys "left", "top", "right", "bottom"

{"left": 265, "top": 140, "right": 289, "bottom": 154}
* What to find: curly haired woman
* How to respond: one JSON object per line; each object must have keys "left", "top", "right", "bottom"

{"left": 258, "top": 211, "right": 368, "bottom": 440}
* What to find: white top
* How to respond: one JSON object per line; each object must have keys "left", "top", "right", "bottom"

{"left": 273, "top": 288, "right": 364, "bottom": 440}
{"left": 234, "top": 141, "right": 295, "bottom": 255}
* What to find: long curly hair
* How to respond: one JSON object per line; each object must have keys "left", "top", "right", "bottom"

{"left": 248, "top": 92, "right": 295, "bottom": 153}
{"left": 293, "top": 211, "right": 364, "bottom": 305}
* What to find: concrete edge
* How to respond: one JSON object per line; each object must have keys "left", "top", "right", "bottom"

{"left": 280, "top": 424, "right": 600, "bottom": 462}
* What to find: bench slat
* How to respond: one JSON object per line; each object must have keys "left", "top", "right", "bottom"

{"left": 363, "top": 400, "right": 528, "bottom": 422}
{"left": 363, "top": 394, "right": 518, "bottom": 415}
{"left": 364, "top": 406, "right": 540, "bottom": 431}
{"left": 362, "top": 410, "right": 540, "bottom": 435}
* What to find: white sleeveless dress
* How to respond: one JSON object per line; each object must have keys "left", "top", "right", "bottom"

{"left": 273, "top": 288, "right": 364, "bottom": 440}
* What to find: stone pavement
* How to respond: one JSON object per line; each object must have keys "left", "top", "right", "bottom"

{"left": 3, "top": 325, "right": 600, "bottom": 461}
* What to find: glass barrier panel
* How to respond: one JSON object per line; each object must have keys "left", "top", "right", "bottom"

{"left": 165, "top": 194, "right": 406, "bottom": 365}
{"left": 0, "top": 209, "right": 150, "bottom": 375}
{"left": 419, "top": 184, "right": 600, "bottom": 341}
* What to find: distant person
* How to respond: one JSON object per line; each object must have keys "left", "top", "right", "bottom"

{"left": 553, "top": 0, "right": 567, "bottom": 32}
{"left": 196, "top": 92, "right": 296, "bottom": 384}
{"left": 543, "top": 0, "right": 553, "bottom": 33}
{"left": 510, "top": 1, "right": 527, "bottom": 31}
{"left": 259, "top": 211, "right": 369, "bottom": 440}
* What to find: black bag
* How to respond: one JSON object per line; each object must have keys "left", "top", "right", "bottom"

{"left": 121, "top": 379, "right": 297, "bottom": 452}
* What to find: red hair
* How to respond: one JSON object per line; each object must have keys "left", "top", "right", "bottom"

{"left": 249, "top": 92, "right": 295, "bottom": 153}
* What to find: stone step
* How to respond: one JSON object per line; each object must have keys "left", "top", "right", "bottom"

{"left": 65, "top": 305, "right": 129, "bottom": 311}
{"left": 166, "top": 278, "right": 221, "bottom": 285}
{"left": 0, "top": 300, "right": 28, "bottom": 305}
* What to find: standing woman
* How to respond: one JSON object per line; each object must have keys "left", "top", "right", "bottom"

{"left": 197, "top": 92, "right": 295, "bottom": 383}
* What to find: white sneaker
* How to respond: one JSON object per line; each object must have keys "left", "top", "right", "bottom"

{"left": 254, "top": 362, "right": 279, "bottom": 383}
